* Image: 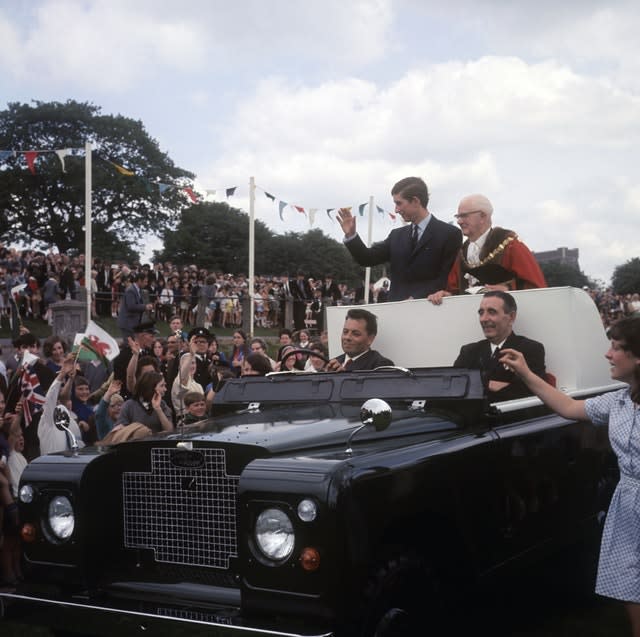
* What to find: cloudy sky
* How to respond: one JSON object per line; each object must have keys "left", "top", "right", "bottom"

{"left": 1, "top": 0, "right": 639, "bottom": 284}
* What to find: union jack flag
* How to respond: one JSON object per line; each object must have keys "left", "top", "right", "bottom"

{"left": 21, "top": 365, "right": 48, "bottom": 426}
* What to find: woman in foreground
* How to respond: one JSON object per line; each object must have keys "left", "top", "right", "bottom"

{"left": 501, "top": 317, "right": 640, "bottom": 637}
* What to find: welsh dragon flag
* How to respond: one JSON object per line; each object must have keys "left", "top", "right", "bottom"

{"left": 73, "top": 321, "right": 120, "bottom": 365}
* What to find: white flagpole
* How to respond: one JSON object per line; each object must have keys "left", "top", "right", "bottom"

{"left": 364, "top": 195, "right": 374, "bottom": 304}
{"left": 248, "top": 176, "right": 256, "bottom": 338}
{"left": 84, "top": 141, "right": 92, "bottom": 325}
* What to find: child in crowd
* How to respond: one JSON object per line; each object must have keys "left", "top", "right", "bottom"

{"left": 182, "top": 391, "right": 208, "bottom": 425}
{"left": 68, "top": 375, "right": 97, "bottom": 445}
{"left": 94, "top": 380, "right": 124, "bottom": 440}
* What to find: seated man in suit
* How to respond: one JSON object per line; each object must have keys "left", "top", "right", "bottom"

{"left": 454, "top": 291, "right": 546, "bottom": 402}
{"left": 326, "top": 308, "right": 394, "bottom": 372}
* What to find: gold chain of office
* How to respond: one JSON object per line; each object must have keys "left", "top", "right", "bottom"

{"left": 461, "top": 235, "right": 516, "bottom": 269}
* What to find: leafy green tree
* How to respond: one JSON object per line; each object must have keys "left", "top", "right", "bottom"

{"left": 0, "top": 100, "right": 193, "bottom": 257}
{"left": 539, "top": 262, "right": 591, "bottom": 288}
{"left": 267, "top": 228, "right": 368, "bottom": 284}
{"left": 157, "top": 204, "right": 368, "bottom": 284}
{"left": 612, "top": 257, "right": 640, "bottom": 294}
{"left": 157, "top": 202, "right": 273, "bottom": 272}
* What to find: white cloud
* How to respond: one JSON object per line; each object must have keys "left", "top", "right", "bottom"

{"left": 0, "top": 0, "right": 394, "bottom": 92}
{"left": 199, "top": 55, "right": 640, "bottom": 282}
{"left": 0, "top": 1, "right": 208, "bottom": 90}
{"left": 438, "top": 0, "right": 640, "bottom": 90}
{"left": 624, "top": 184, "right": 640, "bottom": 213}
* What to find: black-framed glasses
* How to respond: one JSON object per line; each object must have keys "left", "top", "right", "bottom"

{"left": 454, "top": 210, "right": 483, "bottom": 220}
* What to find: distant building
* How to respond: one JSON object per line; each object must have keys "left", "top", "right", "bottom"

{"left": 534, "top": 247, "right": 580, "bottom": 270}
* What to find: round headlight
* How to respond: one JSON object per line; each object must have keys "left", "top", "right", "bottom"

{"left": 255, "top": 508, "right": 295, "bottom": 561}
{"left": 48, "top": 495, "right": 75, "bottom": 541}
{"left": 19, "top": 484, "right": 35, "bottom": 504}
{"left": 297, "top": 498, "right": 317, "bottom": 522}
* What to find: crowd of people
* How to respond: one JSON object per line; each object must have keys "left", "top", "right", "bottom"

{"left": 0, "top": 240, "right": 637, "bottom": 338}
{"left": 0, "top": 242, "right": 381, "bottom": 334}
{"left": 585, "top": 287, "right": 640, "bottom": 327}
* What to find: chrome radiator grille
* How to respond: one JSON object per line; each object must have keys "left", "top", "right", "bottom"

{"left": 123, "top": 448, "right": 239, "bottom": 569}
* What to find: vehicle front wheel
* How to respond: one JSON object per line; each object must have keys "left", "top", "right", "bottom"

{"left": 357, "top": 554, "right": 445, "bottom": 637}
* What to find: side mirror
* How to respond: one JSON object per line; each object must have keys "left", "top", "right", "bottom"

{"left": 54, "top": 406, "right": 79, "bottom": 452}
{"left": 360, "top": 398, "right": 392, "bottom": 432}
{"left": 345, "top": 399, "right": 392, "bottom": 455}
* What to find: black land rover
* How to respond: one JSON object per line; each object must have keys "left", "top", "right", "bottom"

{"left": 0, "top": 289, "right": 622, "bottom": 636}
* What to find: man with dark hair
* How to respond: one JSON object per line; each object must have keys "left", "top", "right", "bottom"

{"left": 320, "top": 273, "right": 342, "bottom": 306}
{"left": 117, "top": 272, "right": 154, "bottom": 339}
{"left": 337, "top": 176, "right": 461, "bottom": 301}
{"left": 327, "top": 308, "right": 394, "bottom": 372}
{"left": 454, "top": 291, "right": 546, "bottom": 402}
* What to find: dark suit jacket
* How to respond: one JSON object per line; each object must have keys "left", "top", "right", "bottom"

{"left": 335, "top": 349, "right": 394, "bottom": 371}
{"left": 117, "top": 284, "right": 147, "bottom": 334}
{"left": 321, "top": 280, "right": 342, "bottom": 304}
{"left": 454, "top": 332, "right": 546, "bottom": 402}
{"left": 290, "top": 277, "right": 313, "bottom": 301}
{"left": 345, "top": 216, "right": 462, "bottom": 301}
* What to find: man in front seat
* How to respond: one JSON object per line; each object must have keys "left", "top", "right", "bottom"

{"left": 454, "top": 291, "right": 546, "bottom": 401}
{"left": 327, "top": 308, "right": 394, "bottom": 372}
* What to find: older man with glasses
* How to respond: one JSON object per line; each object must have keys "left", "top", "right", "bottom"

{"left": 428, "top": 194, "right": 546, "bottom": 305}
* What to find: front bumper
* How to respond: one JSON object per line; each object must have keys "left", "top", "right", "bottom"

{"left": 0, "top": 590, "right": 332, "bottom": 637}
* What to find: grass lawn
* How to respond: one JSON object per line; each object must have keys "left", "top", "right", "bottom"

{"left": 0, "top": 315, "right": 280, "bottom": 343}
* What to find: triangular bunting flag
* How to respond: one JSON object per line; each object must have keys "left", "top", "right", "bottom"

{"left": 110, "top": 161, "right": 135, "bottom": 176}
{"left": 358, "top": 203, "right": 367, "bottom": 217}
{"left": 55, "top": 148, "right": 72, "bottom": 173}
{"left": 158, "top": 183, "right": 171, "bottom": 194}
{"left": 294, "top": 206, "right": 305, "bottom": 215}
{"left": 226, "top": 186, "right": 237, "bottom": 198}
{"left": 278, "top": 201, "right": 288, "bottom": 221}
{"left": 0, "top": 150, "right": 15, "bottom": 161}
{"left": 326, "top": 208, "right": 334, "bottom": 220}
{"left": 309, "top": 208, "right": 317, "bottom": 226}
{"left": 183, "top": 187, "right": 199, "bottom": 203}
{"left": 265, "top": 191, "right": 275, "bottom": 201}
{"left": 24, "top": 151, "right": 38, "bottom": 175}
{"left": 377, "top": 205, "right": 384, "bottom": 215}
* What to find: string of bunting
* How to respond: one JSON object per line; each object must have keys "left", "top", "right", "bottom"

{"left": 0, "top": 146, "right": 397, "bottom": 227}
{"left": 254, "top": 184, "right": 397, "bottom": 227}
{"left": 0, "top": 145, "right": 205, "bottom": 202}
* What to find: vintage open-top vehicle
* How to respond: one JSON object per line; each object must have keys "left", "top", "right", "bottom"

{"left": 0, "top": 288, "right": 622, "bottom": 636}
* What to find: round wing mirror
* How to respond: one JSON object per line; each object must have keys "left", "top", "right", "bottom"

{"left": 360, "top": 398, "right": 392, "bottom": 432}
{"left": 54, "top": 405, "right": 71, "bottom": 431}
